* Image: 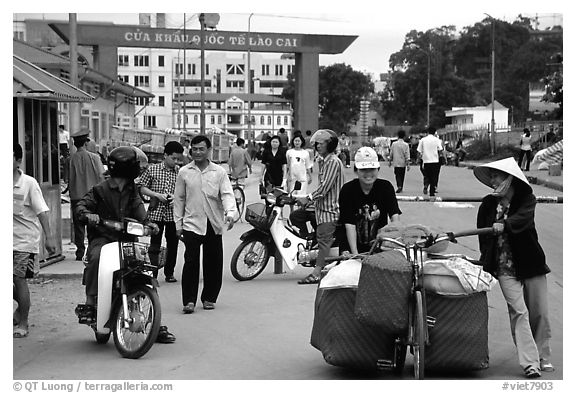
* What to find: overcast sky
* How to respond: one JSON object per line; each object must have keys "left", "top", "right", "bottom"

{"left": 13, "top": 1, "right": 565, "bottom": 78}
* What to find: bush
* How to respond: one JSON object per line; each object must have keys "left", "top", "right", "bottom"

{"left": 464, "top": 139, "right": 519, "bottom": 161}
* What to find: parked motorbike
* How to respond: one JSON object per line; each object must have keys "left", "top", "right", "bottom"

{"left": 75, "top": 218, "right": 163, "bottom": 359}
{"left": 230, "top": 184, "right": 339, "bottom": 281}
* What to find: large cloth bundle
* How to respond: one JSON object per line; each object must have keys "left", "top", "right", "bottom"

{"left": 423, "top": 257, "right": 497, "bottom": 296}
{"left": 354, "top": 250, "right": 412, "bottom": 333}
{"left": 425, "top": 291, "right": 489, "bottom": 371}
{"left": 311, "top": 287, "right": 397, "bottom": 370}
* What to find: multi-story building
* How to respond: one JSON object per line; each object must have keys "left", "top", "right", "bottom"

{"left": 118, "top": 48, "right": 295, "bottom": 140}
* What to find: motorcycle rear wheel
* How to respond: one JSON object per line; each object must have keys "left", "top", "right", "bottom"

{"left": 112, "top": 285, "right": 161, "bottom": 359}
{"left": 230, "top": 238, "right": 270, "bottom": 281}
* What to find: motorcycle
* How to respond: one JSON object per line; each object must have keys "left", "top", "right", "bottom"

{"left": 75, "top": 218, "right": 163, "bottom": 359}
{"left": 230, "top": 183, "right": 339, "bottom": 281}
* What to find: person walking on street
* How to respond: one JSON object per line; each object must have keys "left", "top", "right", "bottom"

{"left": 285, "top": 134, "right": 313, "bottom": 196}
{"left": 13, "top": 143, "right": 56, "bottom": 338}
{"left": 174, "top": 135, "right": 237, "bottom": 313}
{"left": 138, "top": 141, "right": 184, "bottom": 283}
{"left": 474, "top": 157, "right": 554, "bottom": 378}
{"left": 339, "top": 147, "right": 401, "bottom": 255}
{"left": 228, "top": 138, "right": 252, "bottom": 186}
{"left": 339, "top": 132, "right": 352, "bottom": 168}
{"left": 417, "top": 127, "right": 445, "bottom": 197}
{"left": 278, "top": 127, "right": 289, "bottom": 149}
{"left": 261, "top": 135, "right": 287, "bottom": 190}
{"left": 68, "top": 128, "right": 106, "bottom": 261}
{"left": 291, "top": 129, "right": 344, "bottom": 285}
{"left": 518, "top": 128, "right": 533, "bottom": 171}
{"left": 389, "top": 129, "right": 411, "bottom": 193}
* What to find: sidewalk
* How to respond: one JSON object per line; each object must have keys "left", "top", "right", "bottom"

{"left": 40, "top": 161, "right": 562, "bottom": 278}
{"left": 462, "top": 161, "right": 563, "bottom": 191}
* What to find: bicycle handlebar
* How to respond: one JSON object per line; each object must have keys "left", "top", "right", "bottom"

{"left": 377, "top": 227, "right": 494, "bottom": 249}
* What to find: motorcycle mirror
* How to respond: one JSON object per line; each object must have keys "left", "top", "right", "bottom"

{"left": 294, "top": 181, "right": 302, "bottom": 191}
{"left": 126, "top": 221, "right": 146, "bottom": 236}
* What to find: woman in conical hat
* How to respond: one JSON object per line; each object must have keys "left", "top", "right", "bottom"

{"left": 474, "top": 157, "right": 553, "bottom": 378}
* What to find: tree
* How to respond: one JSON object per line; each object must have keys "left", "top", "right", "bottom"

{"left": 318, "top": 63, "right": 374, "bottom": 131}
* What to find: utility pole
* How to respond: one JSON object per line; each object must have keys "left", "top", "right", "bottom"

{"left": 485, "top": 13, "right": 496, "bottom": 155}
{"left": 246, "top": 13, "right": 254, "bottom": 141}
{"left": 199, "top": 13, "right": 206, "bottom": 134}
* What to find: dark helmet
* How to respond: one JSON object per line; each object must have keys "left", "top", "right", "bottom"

{"left": 310, "top": 129, "right": 339, "bottom": 153}
{"left": 132, "top": 146, "right": 149, "bottom": 174}
{"left": 107, "top": 146, "right": 140, "bottom": 180}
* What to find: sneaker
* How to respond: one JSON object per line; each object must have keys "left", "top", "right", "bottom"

{"left": 165, "top": 276, "right": 177, "bottom": 283}
{"left": 524, "top": 366, "right": 541, "bottom": 379}
{"left": 202, "top": 301, "right": 215, "bottom": 310}
{"left": 396, "top": 188, "right": 402, "bottom": 193}
{"left": 346, "top": 165, "right": 351, "bottom": 168}
{"left": 540, "top": 360, "right": 554, "bottom": 372}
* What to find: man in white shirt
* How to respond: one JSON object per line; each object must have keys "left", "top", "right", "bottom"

{"left": 416, "top": 127, "right": 445, "bottom": 197}
{"left": 174, "top": 135, "right": 237, "bottom": 313}
{"left": 13, "top": 143, "right": 56, "bottom": 338}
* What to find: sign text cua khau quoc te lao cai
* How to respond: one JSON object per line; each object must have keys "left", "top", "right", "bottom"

{"left": 124, "top": 29, "right": 300, "bottom": 50}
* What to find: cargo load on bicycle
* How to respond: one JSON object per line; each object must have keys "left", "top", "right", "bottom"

{"left": 310, "top": 224, "right": 497, "bottom": 377}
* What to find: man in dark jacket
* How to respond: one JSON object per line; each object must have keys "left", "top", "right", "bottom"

{"left": 475, "top": 157, "right": 553, "bottom": 378}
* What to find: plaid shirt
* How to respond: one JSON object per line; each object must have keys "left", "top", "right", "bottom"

{"left": 311, "top": 152, "right": 344, "bottom": 224}
{"left": 138, "top": 162, "right": 179, "bottom": 222}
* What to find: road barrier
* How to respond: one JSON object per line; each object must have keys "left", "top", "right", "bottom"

{"left": 396, "top": 196, "right": 563, "bottom": 204}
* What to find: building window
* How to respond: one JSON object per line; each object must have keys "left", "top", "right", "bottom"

{"left": 175, "top": 63, "right": 183, "bottom": 76}
{"left": 158, "top": 96, "right": 165, "bottom": 107}
{"left": 205, "top": 64, "right": 210, "bottom": 75}
{"left": 260, "top": 116, "right": 265, "bottom": 125}
{"left": 192, "top": 64, "right": 196, "bottom": 75}
{"left": 194, "top": 115, "right": 198, "bottom": 124}
{"left": 226, "top": 64, "right": 245, "bottom": 75}
{"left": 135, "top": 97, "right": 147, "bottom": 106}
{"left": 118, "top": 55, "right": 129, "bottom": 66}
{"left": 158, "top": 75, "right": 165, "bottom": 87}
{"left": 134, "top": 75, "right": 150, "bottom": 87}
{"left": 275, "top": 64, "right": 283, "bottom": 76}
{"left": 251, "top": 116, "right": 255, "bottom": 125}
{"left": 210, "top": 115, "right": 215, "bottom": 124}
{"left": 262, "top": 64, "right": 270, "bottom": 76}
{"left": 217, "top": 115, "right": 222, "bottom": 124}
{"left": 267, "top": 116, "right": 272, "bottom": 125}
{"left": 284, "top": 116, "right": 288, "bottom": 125}
{"left": 144, "top": 115, "right": 156, "bottom": 128}
{"left": 134, "top": 55, "right": 149, "bottom": 67}
{"left": 158, "top": 55, "right": 164, "bottom": 67}
{"left": 277, "top": 116, "right": 281, "bottom": 125}
{"left": 118, "top": 75, "right": 129, "bottom": 83}
{"left": 287, "top": 65, "right": 294, "bottom": 75}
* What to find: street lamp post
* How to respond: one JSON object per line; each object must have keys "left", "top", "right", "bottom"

{"left": 199, "top": 13, "right": 206, "bottom": 134}
{"left": 271, "top": 87, "right": 275, "bottom": 134}
{"left": 485, "top": 13, "right": 496, "bottom": 155}
{"left": 410, "top": 43, "right": 431, "bottom": 127}
{"left": 246, "top": 13, "right": 254, "bottom": 141}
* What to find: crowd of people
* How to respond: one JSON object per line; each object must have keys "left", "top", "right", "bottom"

{"left": 13, "top": 125, "right": 554, "bottom": 378}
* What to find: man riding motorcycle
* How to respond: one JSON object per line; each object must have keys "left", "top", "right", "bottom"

{"left": 75, "top": 146, "right": 176, "bottom": 344}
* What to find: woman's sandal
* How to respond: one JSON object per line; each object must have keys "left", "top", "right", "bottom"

{"left": 298, "top": 274, "right": 320, "bottom": 285}
{"left": 524, "top": 366, "right": 541, "bottom": 379}
{"left": 13, "top": 327, "right": 29, "bottom": 338}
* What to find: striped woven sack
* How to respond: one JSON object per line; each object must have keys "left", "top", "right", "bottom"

{"left": 354, "top": 250, "right": 412, "bottom": 333}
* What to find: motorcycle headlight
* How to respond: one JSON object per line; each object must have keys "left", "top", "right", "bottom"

{"left": 126, "top": 222, "right": 145, "bottom": 236}
{"left": 265, "top": 194, "right": 277, "bottom": 205}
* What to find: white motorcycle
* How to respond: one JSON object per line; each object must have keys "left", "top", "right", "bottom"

{"left": 230, "top": 184, "right": 339, "bottom": 281}
{"left": 75, "top": 218, "right": 163, "bottom": 359}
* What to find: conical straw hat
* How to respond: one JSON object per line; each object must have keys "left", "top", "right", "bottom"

{"left": 473, "top": 157, "right": 532, "bottom": 194}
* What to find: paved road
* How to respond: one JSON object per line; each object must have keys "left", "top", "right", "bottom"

{"left": 13, "top": 162, "right": 564, "bottom": 384}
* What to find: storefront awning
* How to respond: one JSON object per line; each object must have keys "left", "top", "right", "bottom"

{"left": 13, "top": 55, "right": 94, "bottom": 102}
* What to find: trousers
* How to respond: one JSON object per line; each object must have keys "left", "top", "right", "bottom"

{"left": 181, "top": 221, "right": 223, "bottom": 306}
{"left": 71, "top": 200, "right": 86, "bottom": 259}
{"left": 148, "top": 221, "right": 179, "bottom": 279}
{"left": 394, "top": 167, "right": 407, "bottom": 189}
{"left": 498, "top": 275, "right": 540, "bottom": 370}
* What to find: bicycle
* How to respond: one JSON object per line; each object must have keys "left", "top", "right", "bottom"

{"left": 228, "top": 175, "right": 246, "bottom": 223}
{"left": 372, "top": 224, "right": 492, "bottom": 379}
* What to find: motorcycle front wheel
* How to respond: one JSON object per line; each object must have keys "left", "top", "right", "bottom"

{"left": 230, "top": 238, "right": 270, "bottom": 281}
{"left": 95, "top": 331, "right": 111, "bottom": 344}
{"left": 112, "top": 285, "right": 161, "bottom": 359}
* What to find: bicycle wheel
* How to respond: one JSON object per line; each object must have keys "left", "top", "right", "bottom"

{"left": 413, "top": 290, "right": 425, "bottom": 380}
{"left": 112, "top": 285, "right": 161, "bottom": 359}
{"left": 230, "top": 238, "right": 270, "bottom": 281}
{"left": 233, "top": 187, "right": 245, "bottom": 223}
